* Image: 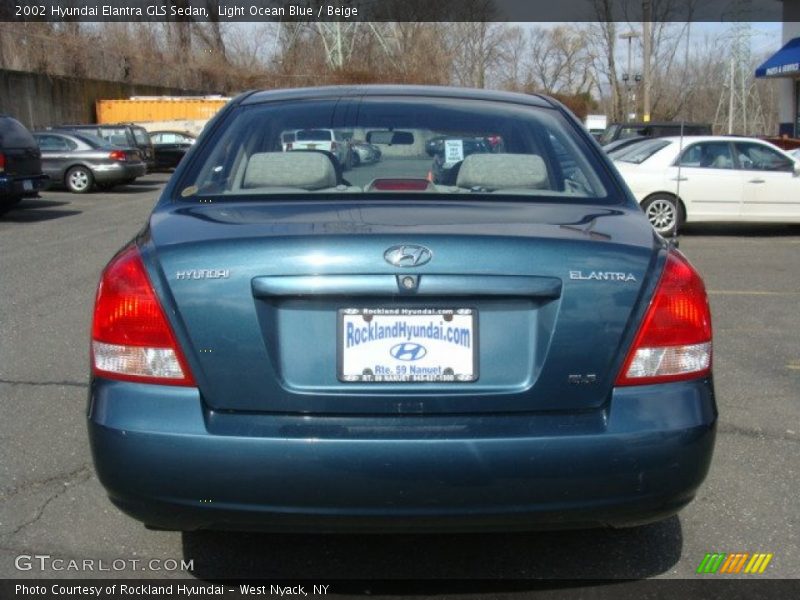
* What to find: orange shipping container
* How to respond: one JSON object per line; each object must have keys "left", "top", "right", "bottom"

{"left": 96, "top": 98, "right": 229, "bottom": 123}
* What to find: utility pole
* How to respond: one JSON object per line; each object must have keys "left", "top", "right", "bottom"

{"left": 712, "top": 0, "right": 765, "bottom": 136}
{"left": 729, "top": 58, "right": 735, "bottom": 134}
{"left": 311, "top": 2, "right": 398, "bottom": 71}
{"left": 642, "top": 0, "right": 652, "bottom": 122}
{"left": 620, "top": 30, "right": 639, "bottom": 121}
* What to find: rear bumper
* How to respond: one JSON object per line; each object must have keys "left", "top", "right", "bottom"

{"left": 92, "top": 162, "right": 147, "bottom": 183}
{"left": 0, "top": 173, "right": 49, "bottom": 199}
{"left": 88, "top": 379, "right": 717, "bottom": 532}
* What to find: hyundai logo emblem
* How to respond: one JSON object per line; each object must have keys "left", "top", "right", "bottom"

{"left": 384, "top": 244, "right": 432, "bottom": 268}
{"left": 390, "top": 342, "right": 427, "bottom": 361}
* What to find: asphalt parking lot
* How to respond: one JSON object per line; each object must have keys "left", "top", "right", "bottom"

{"left": 0, "top": 174, "right": 798, "bottom": 582}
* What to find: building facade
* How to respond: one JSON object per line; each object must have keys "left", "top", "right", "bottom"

{"left": 757, "top": 2, "right": 800, "bottom": 135}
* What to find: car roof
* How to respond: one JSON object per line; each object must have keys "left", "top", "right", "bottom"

{"left": 56, "top": 124, "right": 131, "bottom": 130}
{"left": 240, "top": 85, "right": 555, "bottom": 108}
{"left": 655, "top": 135, "right": 778, "bottom": 144}
{"left": 610, "top": 121, "right": 710, "bottom": 128}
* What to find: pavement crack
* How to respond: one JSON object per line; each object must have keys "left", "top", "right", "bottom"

{"left": 0, "top": 378, "right": 88, "bottom": 389}
{"left": 717, "top": 421, "right": 800, "bottom": 444}
{"left": 0, "top": 464, "right": 92, "bottom": 502}
{"left": 7, "top": 466, "right": 92, "bottom": 538}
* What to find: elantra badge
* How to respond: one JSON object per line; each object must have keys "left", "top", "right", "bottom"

{"left": 384, "top": 244, "right": 432, "bottom": 268}
{"left": 569, "top": 270, "right": 637, "bottom": 282}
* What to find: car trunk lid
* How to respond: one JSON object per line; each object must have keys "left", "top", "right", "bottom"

{"left": 146, "top": 199, "right": 659, "bottom": 414}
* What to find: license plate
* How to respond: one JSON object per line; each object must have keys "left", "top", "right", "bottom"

{"left": 338, "top": 308, "right": 477, "bottom": 383}
{"left": 22, "top": 180, "right": 33, "bottom": 191}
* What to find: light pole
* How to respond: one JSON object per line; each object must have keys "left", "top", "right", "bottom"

{"left": 643, "top": 0, "right": 652, "bottom": 123}
{"left": 620, "top": 31, "right": 640, "bottom": 121}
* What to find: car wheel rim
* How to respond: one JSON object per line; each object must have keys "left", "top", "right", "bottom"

{"left": 69, "top": 171, "right": 89, "bottom": 191}
{"left": 646, "top": 199, "right": 676, "bottom": 233}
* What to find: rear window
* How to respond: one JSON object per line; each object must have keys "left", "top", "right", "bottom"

{"left": 598, "top": 124, "right": 619, "bottom": 145}
{"left": 73, "top": 133, "right": 112, "bottom": 148}
{"left": 84, "top": 127, "right": 131, "bottom": 146}
{"left": 0, "top": 117, "right": 36, "bottom": 148}
{"left": 616, "top": 126, "right": 647, "bottom": 141}
{"left": 367, "top": 130, "right": 415, "bottom": 145}
{"left": 296, "top": 129, "right": 334, "bottom": 141}
{"left": 177, "top": 97, "right": 612, "bottom": 202}
{"left": 132, "top": 128, "right": 151, "bottom": 146}
{"left": 615, "top": 139, "right": 672, "bottom": 164}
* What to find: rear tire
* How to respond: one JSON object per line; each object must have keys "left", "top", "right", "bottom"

{"left": 642, "top": 194, "right": 683, "bottom": 236}
{"left": 65, "top": 166, "right": 94, "bottom": 194}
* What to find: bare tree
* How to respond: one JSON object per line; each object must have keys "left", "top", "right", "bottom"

{"left": 494, "top": 26, "right": 528, "bottom": 91}
{"left": 524, "top": 26, "right": 595, "bottom": 96}
{"left": 585, "top": 0, "right": 624, "bottom": 121}
{"left": 194, "top": 1, "right": 229, "bottom": 65}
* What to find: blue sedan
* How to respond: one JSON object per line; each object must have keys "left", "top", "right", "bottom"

{"left": 88, "top": 86, "right": 716, "bottom": 532}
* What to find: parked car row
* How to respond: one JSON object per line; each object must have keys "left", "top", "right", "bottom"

{"left": 281, "top": 128, "right": 381, "bottom": 170}
{"left": 1, "top": 115, "right": 200, "bottom": 204}
{"left": 612, "top": 135, "right": 800, "bottom": 234}
{"left": 33, "top": 130, "right": 145, "bottom": 193}
{"left": 58, "top": 123, "right": 155, "bottom": 170}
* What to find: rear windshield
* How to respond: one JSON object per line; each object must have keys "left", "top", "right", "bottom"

{"left": 598, "top": 124, "right": 619, "bottom": 145}
{"left": 73, "top": 132, "right": 112, "bottom": 148}
{"left": 0, "top": 117, "right": 36, "bottom": 148}
{"left": 296, "top": 129, "right": 334, "bottom": 141}
{"left": 132, "top": 128, "right": 151, "bottom": 145}
{"left": 615, "top": 126, "right": 647, "bottom": 141}
{"left": 177, "top": 97, "right": 612, "bottom": 202}
{"left": 80, "top": 127, "right": 131, "bottom": 146}
{"left": 614, "top": 139, "right": 672, "bottom": 164}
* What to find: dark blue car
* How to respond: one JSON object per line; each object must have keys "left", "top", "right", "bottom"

{"left": 88, "top": 86, "right": 716, "bottom": 532}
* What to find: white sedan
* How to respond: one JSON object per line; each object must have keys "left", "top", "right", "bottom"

{"left": 613, "top": 136, "right": 800, "bottom": 234}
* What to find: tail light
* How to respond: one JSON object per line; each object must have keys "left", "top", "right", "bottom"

{"left": 331, "top": 142, "right": 339, "bottom": 152}
{"left": 0, "top": 152, "right": 5, "bottom": 173}
{"left": 91, "top": 245, "right": 195, "bottom": 386}
{"left": 109, "top": 150, "right": 127, "bottom": 162}
{"left": 616, "top": 250, "right": 712, "bottom": 386}
{"left": 285, "top": 142, "right": 293, "bottom": 151}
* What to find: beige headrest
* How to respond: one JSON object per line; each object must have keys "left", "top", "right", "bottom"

{"left": 456, "top": 153, "right": 548, "bottom": 190}
{"left": 243, "top": 152, "right": 337, "bottom": 190}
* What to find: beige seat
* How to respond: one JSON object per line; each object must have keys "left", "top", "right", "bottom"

{"left": 456, "top": 154, "right": 548, "bottom": 190}
{"left": 242, "top": 152, "right": 337, "bottom": 190}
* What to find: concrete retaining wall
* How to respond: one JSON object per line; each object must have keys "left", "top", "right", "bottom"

{"left": 0, "top": 68, "right": 207, "bottom": 130}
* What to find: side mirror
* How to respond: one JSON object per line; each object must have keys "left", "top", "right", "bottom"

{"left": 793, "top": 162, "right": 800, "bottom": 177}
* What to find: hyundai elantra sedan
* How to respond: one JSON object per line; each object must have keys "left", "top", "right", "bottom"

{"left": 88, "top": 86, "right": 716, "bottom": 532}
{"left": 614, "top": 135, "right": 800, "bottom": 235}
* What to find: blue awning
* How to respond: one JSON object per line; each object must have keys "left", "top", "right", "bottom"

{"left": 756, "top": 37, "right": 800, "bottom": 78}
